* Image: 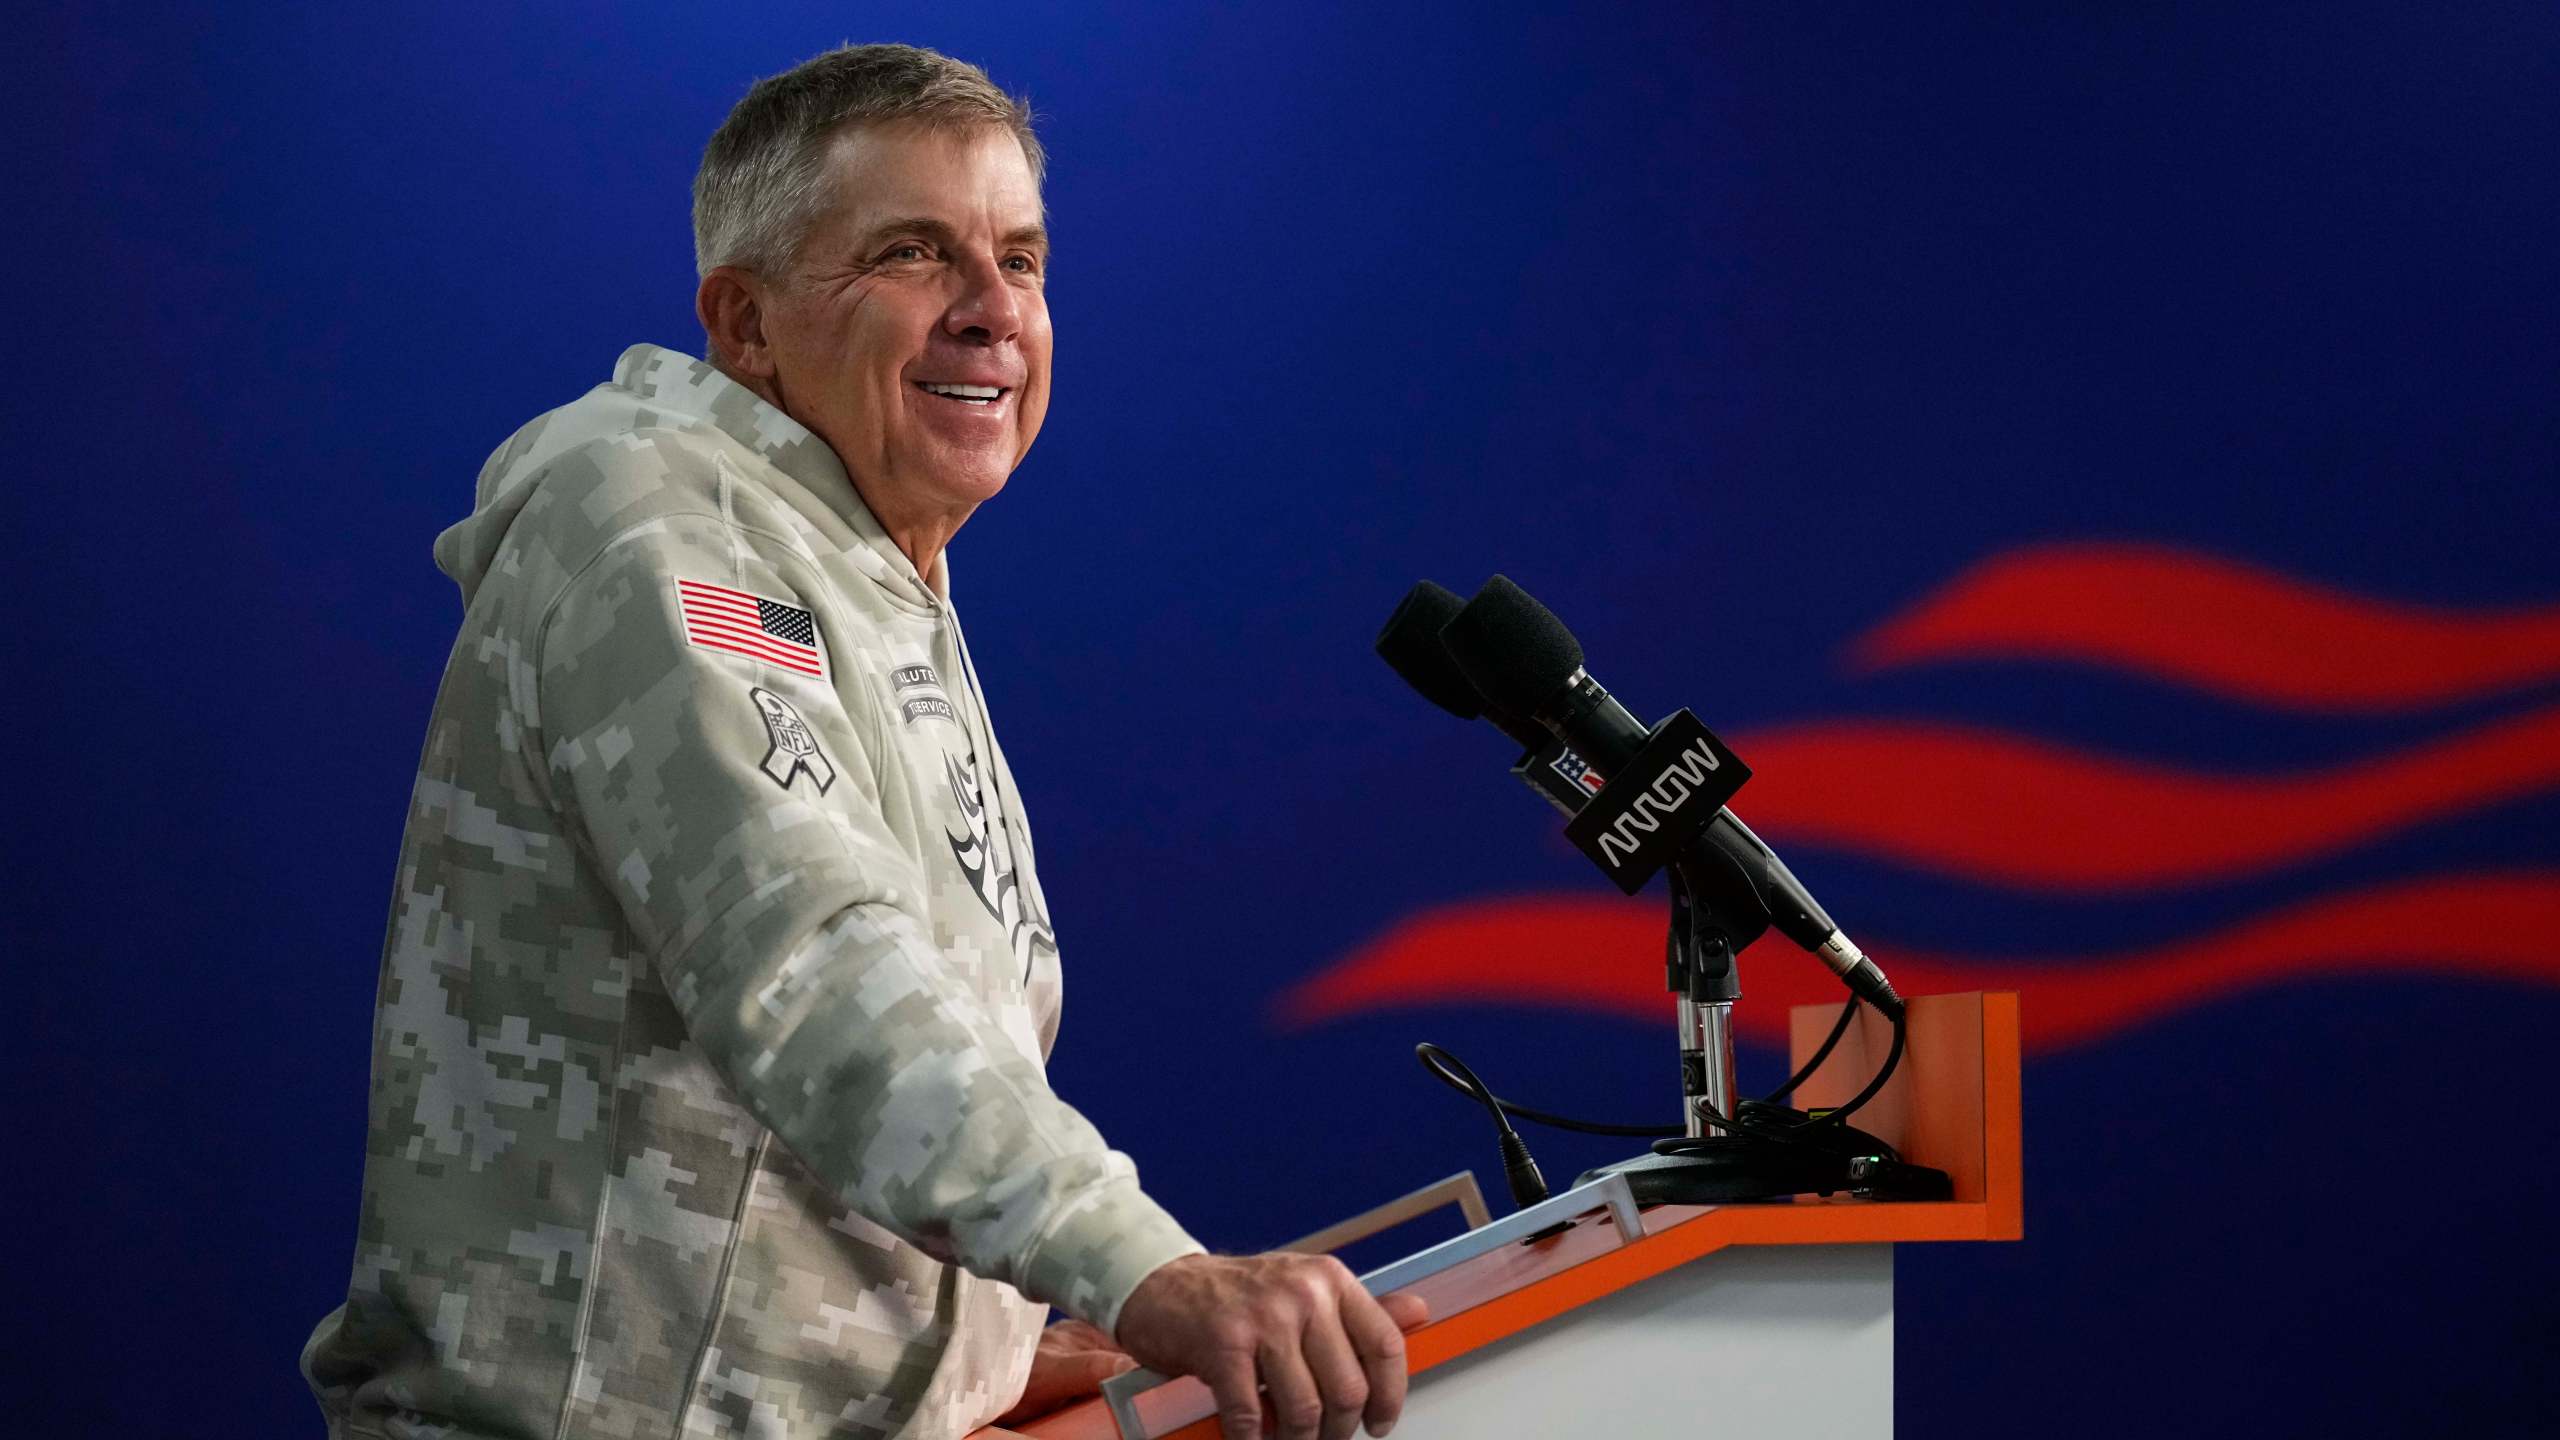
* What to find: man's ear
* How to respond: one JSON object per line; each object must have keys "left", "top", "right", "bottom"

{"left": 697, "top": 267, "right": 777, "bottom": 379}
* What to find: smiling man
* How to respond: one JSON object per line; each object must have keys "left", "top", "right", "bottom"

{"left": 303, "top": 44, "right": 1416, "bottom": 1440}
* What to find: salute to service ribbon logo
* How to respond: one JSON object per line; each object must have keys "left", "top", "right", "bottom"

{"left": 1285, "top": 543, "right": 2560, "bottom": 1052}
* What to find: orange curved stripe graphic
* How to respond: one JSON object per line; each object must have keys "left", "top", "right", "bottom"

{"left": 1849, "top": 542, "right": 2560, "bottom": 711}
{"left": 1723, "top": 701, "right": 2560, "bottom": 888}
{"left": 1276, "top": 874, "right": 2560, "bottom": 1052}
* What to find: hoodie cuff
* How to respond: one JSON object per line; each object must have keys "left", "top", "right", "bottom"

{"left": 1017, "top": 1182, "right": 1207, "bottom": 1337}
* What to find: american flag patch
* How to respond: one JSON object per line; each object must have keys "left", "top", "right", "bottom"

{"left": 675, "top": 579, "right": 825, "bottom": 678}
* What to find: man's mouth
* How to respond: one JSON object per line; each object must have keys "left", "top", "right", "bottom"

{"left": 914, "top": 382, "right": 1008, "bottom": 407}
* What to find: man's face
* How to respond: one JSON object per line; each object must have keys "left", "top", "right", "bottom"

{"left": 758, "top": 121, "right": 1051, "bottom": 523}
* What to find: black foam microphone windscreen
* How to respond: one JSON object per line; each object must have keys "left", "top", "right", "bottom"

{"left": 1439, "top": 574, "right": 1585, "bottom": 722}
{"left": 1375, "top": 581, "right": 1487, "bottom": 720}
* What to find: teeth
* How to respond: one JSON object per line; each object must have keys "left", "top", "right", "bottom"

{"left": 919, "top": 382, "right": 1002, "bottom": 401}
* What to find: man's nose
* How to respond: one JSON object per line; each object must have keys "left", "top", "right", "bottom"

{"left": 945, "top": 257, "right": 1025, "bottom": 344}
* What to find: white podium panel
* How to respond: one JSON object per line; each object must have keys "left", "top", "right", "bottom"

{"left": 1399, "top": 1243, "right": 1892, "bottom": 1438}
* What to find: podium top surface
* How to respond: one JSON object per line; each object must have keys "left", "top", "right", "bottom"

{"left": 1001, "top": 990, "right": 2021, "bottom": 1440}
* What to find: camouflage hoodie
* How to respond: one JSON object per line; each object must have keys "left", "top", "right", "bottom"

{"left": 302, "top": 344, "right": 1203, "bottom": 1439}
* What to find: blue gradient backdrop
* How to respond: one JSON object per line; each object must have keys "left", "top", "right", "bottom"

{"left": 13, "top": 4, "right": 2559, "bottom": 1435}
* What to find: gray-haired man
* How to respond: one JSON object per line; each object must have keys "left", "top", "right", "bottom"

{"left": 304, "top": 43, "right": 1420, "bottom": 1440}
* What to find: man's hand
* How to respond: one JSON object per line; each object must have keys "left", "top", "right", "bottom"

{"left": 1112, "top": 1252, "right": 1432, "bottom": 1440}
{"left": 997, "top": 1319, "right": 1138, "bottom": 1425}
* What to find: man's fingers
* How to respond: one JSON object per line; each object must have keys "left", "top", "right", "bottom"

{"left": 1070, "top": 1350, "right": 1136, "bottom": 1386}
{"left": 1298, "top": 1299, "right": 1371, "bottom": 1440}
{"left": 1338, "top": 1286, "right": 1412, "bottom": 1438}
{"left": 1203, "top": 1351, "right": 1264, "bottom": 1440}
{"left": 1259, "top": 1336, "right": 1327, "bottom": 1440}
{"left": 999, "top": 1333, "right": 1148, "bottom": 1425}
{"left": 1379, "top": 1290, "right": 1431, "bottom": 1332}
{"left": 1111, "top": 1253, "right": 1429, "bottom": 1440}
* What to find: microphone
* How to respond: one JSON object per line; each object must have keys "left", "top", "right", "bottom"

{"left": 1376, "top": 581, "right": 1612, "bottom": 816}
{"left": 1437, "top": 575, "right": 1904, "bottom": 1019}
{"left": 1376, "top": 582, "right": 1541, "bottom": 747}
{"left": 1437, "top": 574, "right": 1654, "bottom": 771}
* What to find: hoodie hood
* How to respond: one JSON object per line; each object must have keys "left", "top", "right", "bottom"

{"left": 433, "top": 344, "right": 941, "bottom": 611}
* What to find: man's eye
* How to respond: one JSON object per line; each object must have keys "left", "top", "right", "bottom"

{"left": 886, "top": 243, "right": 928, "bottom": 262}
{"left": 1003, "top": 254, "right": 1041, "bottom": 274}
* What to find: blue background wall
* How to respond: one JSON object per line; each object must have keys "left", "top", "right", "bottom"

{"left": 14, "top": 3, "right": 2559, "bottom": 1434}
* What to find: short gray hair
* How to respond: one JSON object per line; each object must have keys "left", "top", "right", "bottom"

{"left": 692, "top": 44, "right": 1043, "bottom": 278}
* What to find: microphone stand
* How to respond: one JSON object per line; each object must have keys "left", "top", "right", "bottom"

{"left": 1670, "top": 878, "right": 1742, "bottom": 1142}
{"left": 1582, "top": 866, "right": 1942, "bottom": 1205}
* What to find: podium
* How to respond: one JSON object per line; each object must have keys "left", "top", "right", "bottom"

{"left": 988, "top": 992, "right": 2021, "bottom": 1439}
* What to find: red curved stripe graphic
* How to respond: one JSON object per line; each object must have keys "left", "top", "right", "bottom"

{"left": 1849, "top": 543, "right": 2560, "bottom": 711}
{"left": 1276, "top": 874, "right": 2560, "bottom": 1052}
{"left": 1722, "top": 700, "right": 2560, "bottom": 889}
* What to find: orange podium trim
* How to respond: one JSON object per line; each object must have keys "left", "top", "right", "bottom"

{"left": 1010, "top": 991, "right": 2021, "bottom": 1440}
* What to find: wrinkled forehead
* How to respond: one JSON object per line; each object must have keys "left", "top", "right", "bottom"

{"left": 812, "top": 119, "right": 1046, "bottom": 236}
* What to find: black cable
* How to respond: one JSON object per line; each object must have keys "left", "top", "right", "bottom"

{"left": 1412, "top": 1044, "right": 1552, "bottom": 1205}
{"left": 1417, "top": 999, "right": 1904, "bottom": 1153}
{"left": 1759, "top": 996, "right": 1860, "bottom": 1107}
{"left": 1479, "top": 1101, "right": 1683, "bottom": 1139}
{"left": 1692, "top": 1007, "right": 1904, "bottom": 1141}
{"left": 1805, "top": 1007, "right": 1904, "bottom": 1128}
{"left": 1417, "top": 1043, "right": 1680, "bottom": 1138}
{"left": 1413, "top": 1043, "right": 1509, "bottom": 1129}
{"left": 1417, "top": 995, "right": 1866, "bottom": 1138}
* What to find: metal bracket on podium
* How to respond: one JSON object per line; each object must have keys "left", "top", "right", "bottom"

{"left": 1100, "top": 1172, "right": 1646, "bottom": 1439}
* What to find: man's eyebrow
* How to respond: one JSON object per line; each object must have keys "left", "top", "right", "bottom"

{"left": 852, "top": 217, "right": 1050, "bottom": 255}
{"left": 855, "top": 215, "right": 961, "bottom": 251}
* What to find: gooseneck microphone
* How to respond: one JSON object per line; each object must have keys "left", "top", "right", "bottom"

{"left": 1436, "top": 576, "right": 1904, "bottom": 1020}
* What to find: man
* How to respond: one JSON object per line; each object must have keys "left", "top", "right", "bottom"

{"left": 304, "top": 44, "right": 1419, "bottom": 1440}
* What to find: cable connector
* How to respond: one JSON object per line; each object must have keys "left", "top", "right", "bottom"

{"left": 1419, "top": 1042, "right": 1559, "bottom": 1213}
{"left": 1496, "top": 1126, "right": 1549, "bottom": 1208}
{"left": 1816, "top": 930, "right": 1905, "bottom": 1021}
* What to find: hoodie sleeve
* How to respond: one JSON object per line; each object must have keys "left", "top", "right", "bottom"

{"left": 532, "top": 514, "right": 1201, "bottom": 1334}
